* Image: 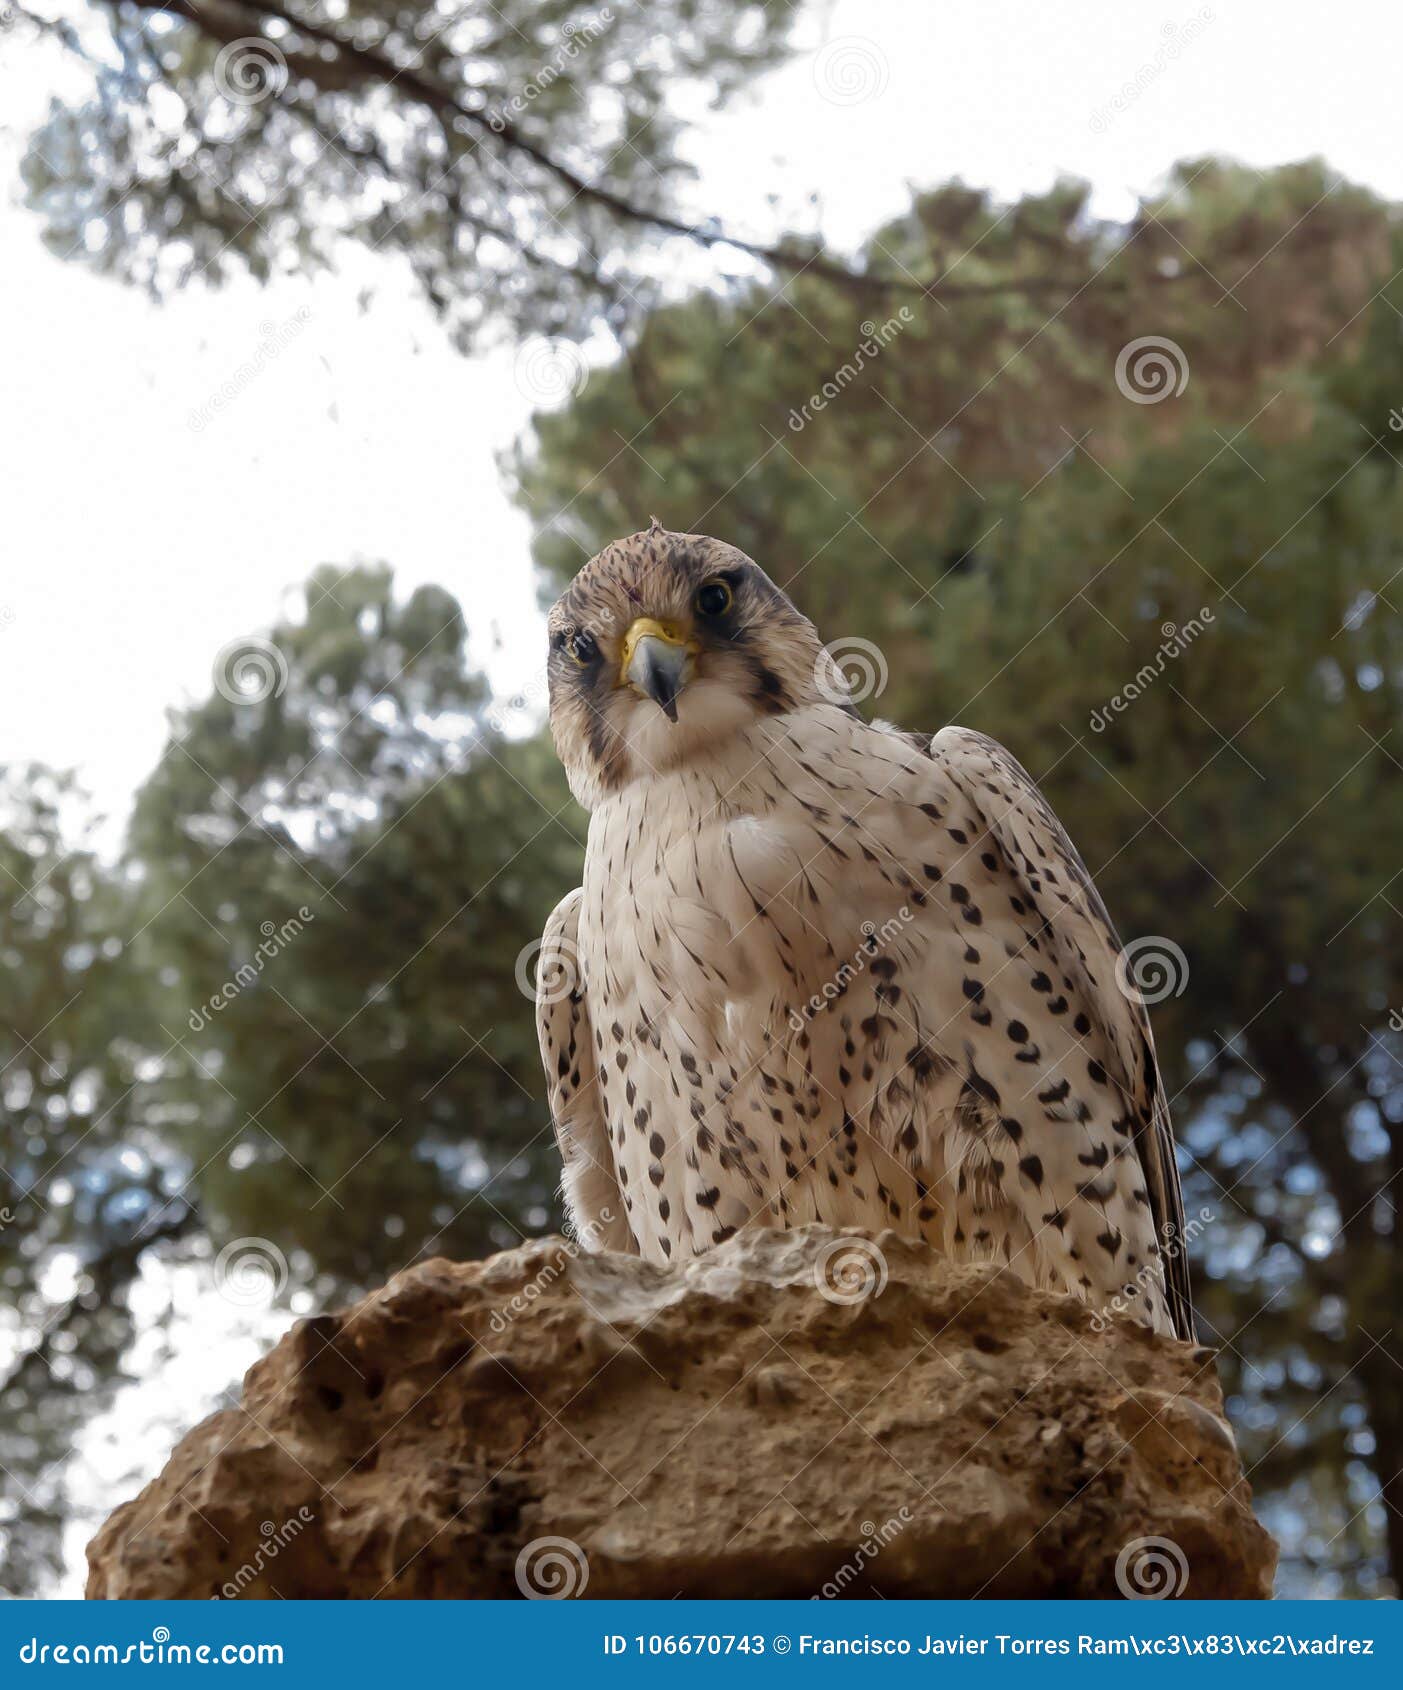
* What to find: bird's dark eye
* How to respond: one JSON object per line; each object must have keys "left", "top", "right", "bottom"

{"left": 567, "top": 630, "right": 597, "bottom": 666}
{"left": 695, "top": 577, "right": 733, "bottom": 618}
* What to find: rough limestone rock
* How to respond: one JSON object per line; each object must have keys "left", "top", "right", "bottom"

{"left": 86, "top": 1226, "right": 1275, "bottom": 1599}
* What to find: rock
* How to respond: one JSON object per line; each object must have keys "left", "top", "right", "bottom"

{"left": 85, "top": 1226, "right": 1275, "bottom": 1599}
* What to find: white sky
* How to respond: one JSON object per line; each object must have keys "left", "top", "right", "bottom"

{"left": 5, "top": 0, "right": 1403, "bottom": 1594}
{"left": 4, "top": 0, "right": 1403, "bottom": 833}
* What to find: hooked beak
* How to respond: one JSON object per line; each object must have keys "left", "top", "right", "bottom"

{"left": 619, "top": 617, "right": 694, "bottom": 722}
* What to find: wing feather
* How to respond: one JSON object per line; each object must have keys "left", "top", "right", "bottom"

{"left": 929, "top": 726, "right": 1194, "bottom": 1340}
{"left": 536, "top": 889, "right": 635, "bottom": 1255}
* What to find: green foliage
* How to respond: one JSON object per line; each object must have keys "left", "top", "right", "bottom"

{"left": 0, "top": 770, "right": 181, "bottom": 1596}
{"left": 512, "top": 162, "right": 1387, "bottom": 591}
{"left": 20, "top": 0, "right": 802, "bottom": 346}
{"left": 128, "top": 565, "right": 583, "bottom": 1280}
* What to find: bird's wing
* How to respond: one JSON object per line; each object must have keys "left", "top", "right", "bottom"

{"left": 928, "top": 726, "right": 1193, "bottom": 1339}
{"left": 536, "top": 888, "right": 635, "bottom": 1254}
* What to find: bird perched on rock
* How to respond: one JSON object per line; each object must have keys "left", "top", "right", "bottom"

{"left": 535, "top": 523, "right": 1192, "bottom": 1339}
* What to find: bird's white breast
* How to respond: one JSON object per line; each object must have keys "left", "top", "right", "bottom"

{"left": 577, "top": 707, "right": 957, "bottom": 1260}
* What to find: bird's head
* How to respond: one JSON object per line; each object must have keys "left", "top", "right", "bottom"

{"left": 545, "top": 523, "right": 831, "bottom": 807}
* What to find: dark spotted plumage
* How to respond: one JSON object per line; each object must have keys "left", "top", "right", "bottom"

{"left": 535, "top": 527, "right": 1194, "bottom": 1339}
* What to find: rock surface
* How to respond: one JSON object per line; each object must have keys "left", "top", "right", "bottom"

{"left": 86, "top": 1226, "right": 1275, "bottom": 1599}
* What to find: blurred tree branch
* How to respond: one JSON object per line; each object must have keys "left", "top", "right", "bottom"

{"left": 0, "top": 1200, "right": 199, "bottom": 1404}
{"left": 12, "top": 0, "right": 1219, "bottom": 326}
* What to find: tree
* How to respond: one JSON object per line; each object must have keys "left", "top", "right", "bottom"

{"left": 16, "top": 0, "right": 809, "bottom": 346}
{"left": 15, "top": 7, "right": 1352, "bottom": 351}
{"left": 0, "top": 770, "right": 191, "bottom": 1595}
{"left": 0, "top": 567, "right": 583, "bottom": 1594}
{"left": 127, "top": 563, "right": 582, "bottom": 1283}
{"left": 511, "top": 162, "right": 1387, "bottom": 592}
{"left": 508, "top": 167, "right": 1403, "bottom": 1594}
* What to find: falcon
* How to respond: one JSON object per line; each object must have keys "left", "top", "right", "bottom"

{"left": 535, "top": 523, "right": 1192, "bottom": 1339}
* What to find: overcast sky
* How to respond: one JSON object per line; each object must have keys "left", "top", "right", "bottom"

{"left": 8, "top": 0, "right": 1403, "bottom": 1600}
{"left": 5, "top": 1, "right": 1403, "bottom": 836}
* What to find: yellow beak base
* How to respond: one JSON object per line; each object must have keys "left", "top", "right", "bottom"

{"left": 618, "top": 616, "right": 692, "bottom": 684}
